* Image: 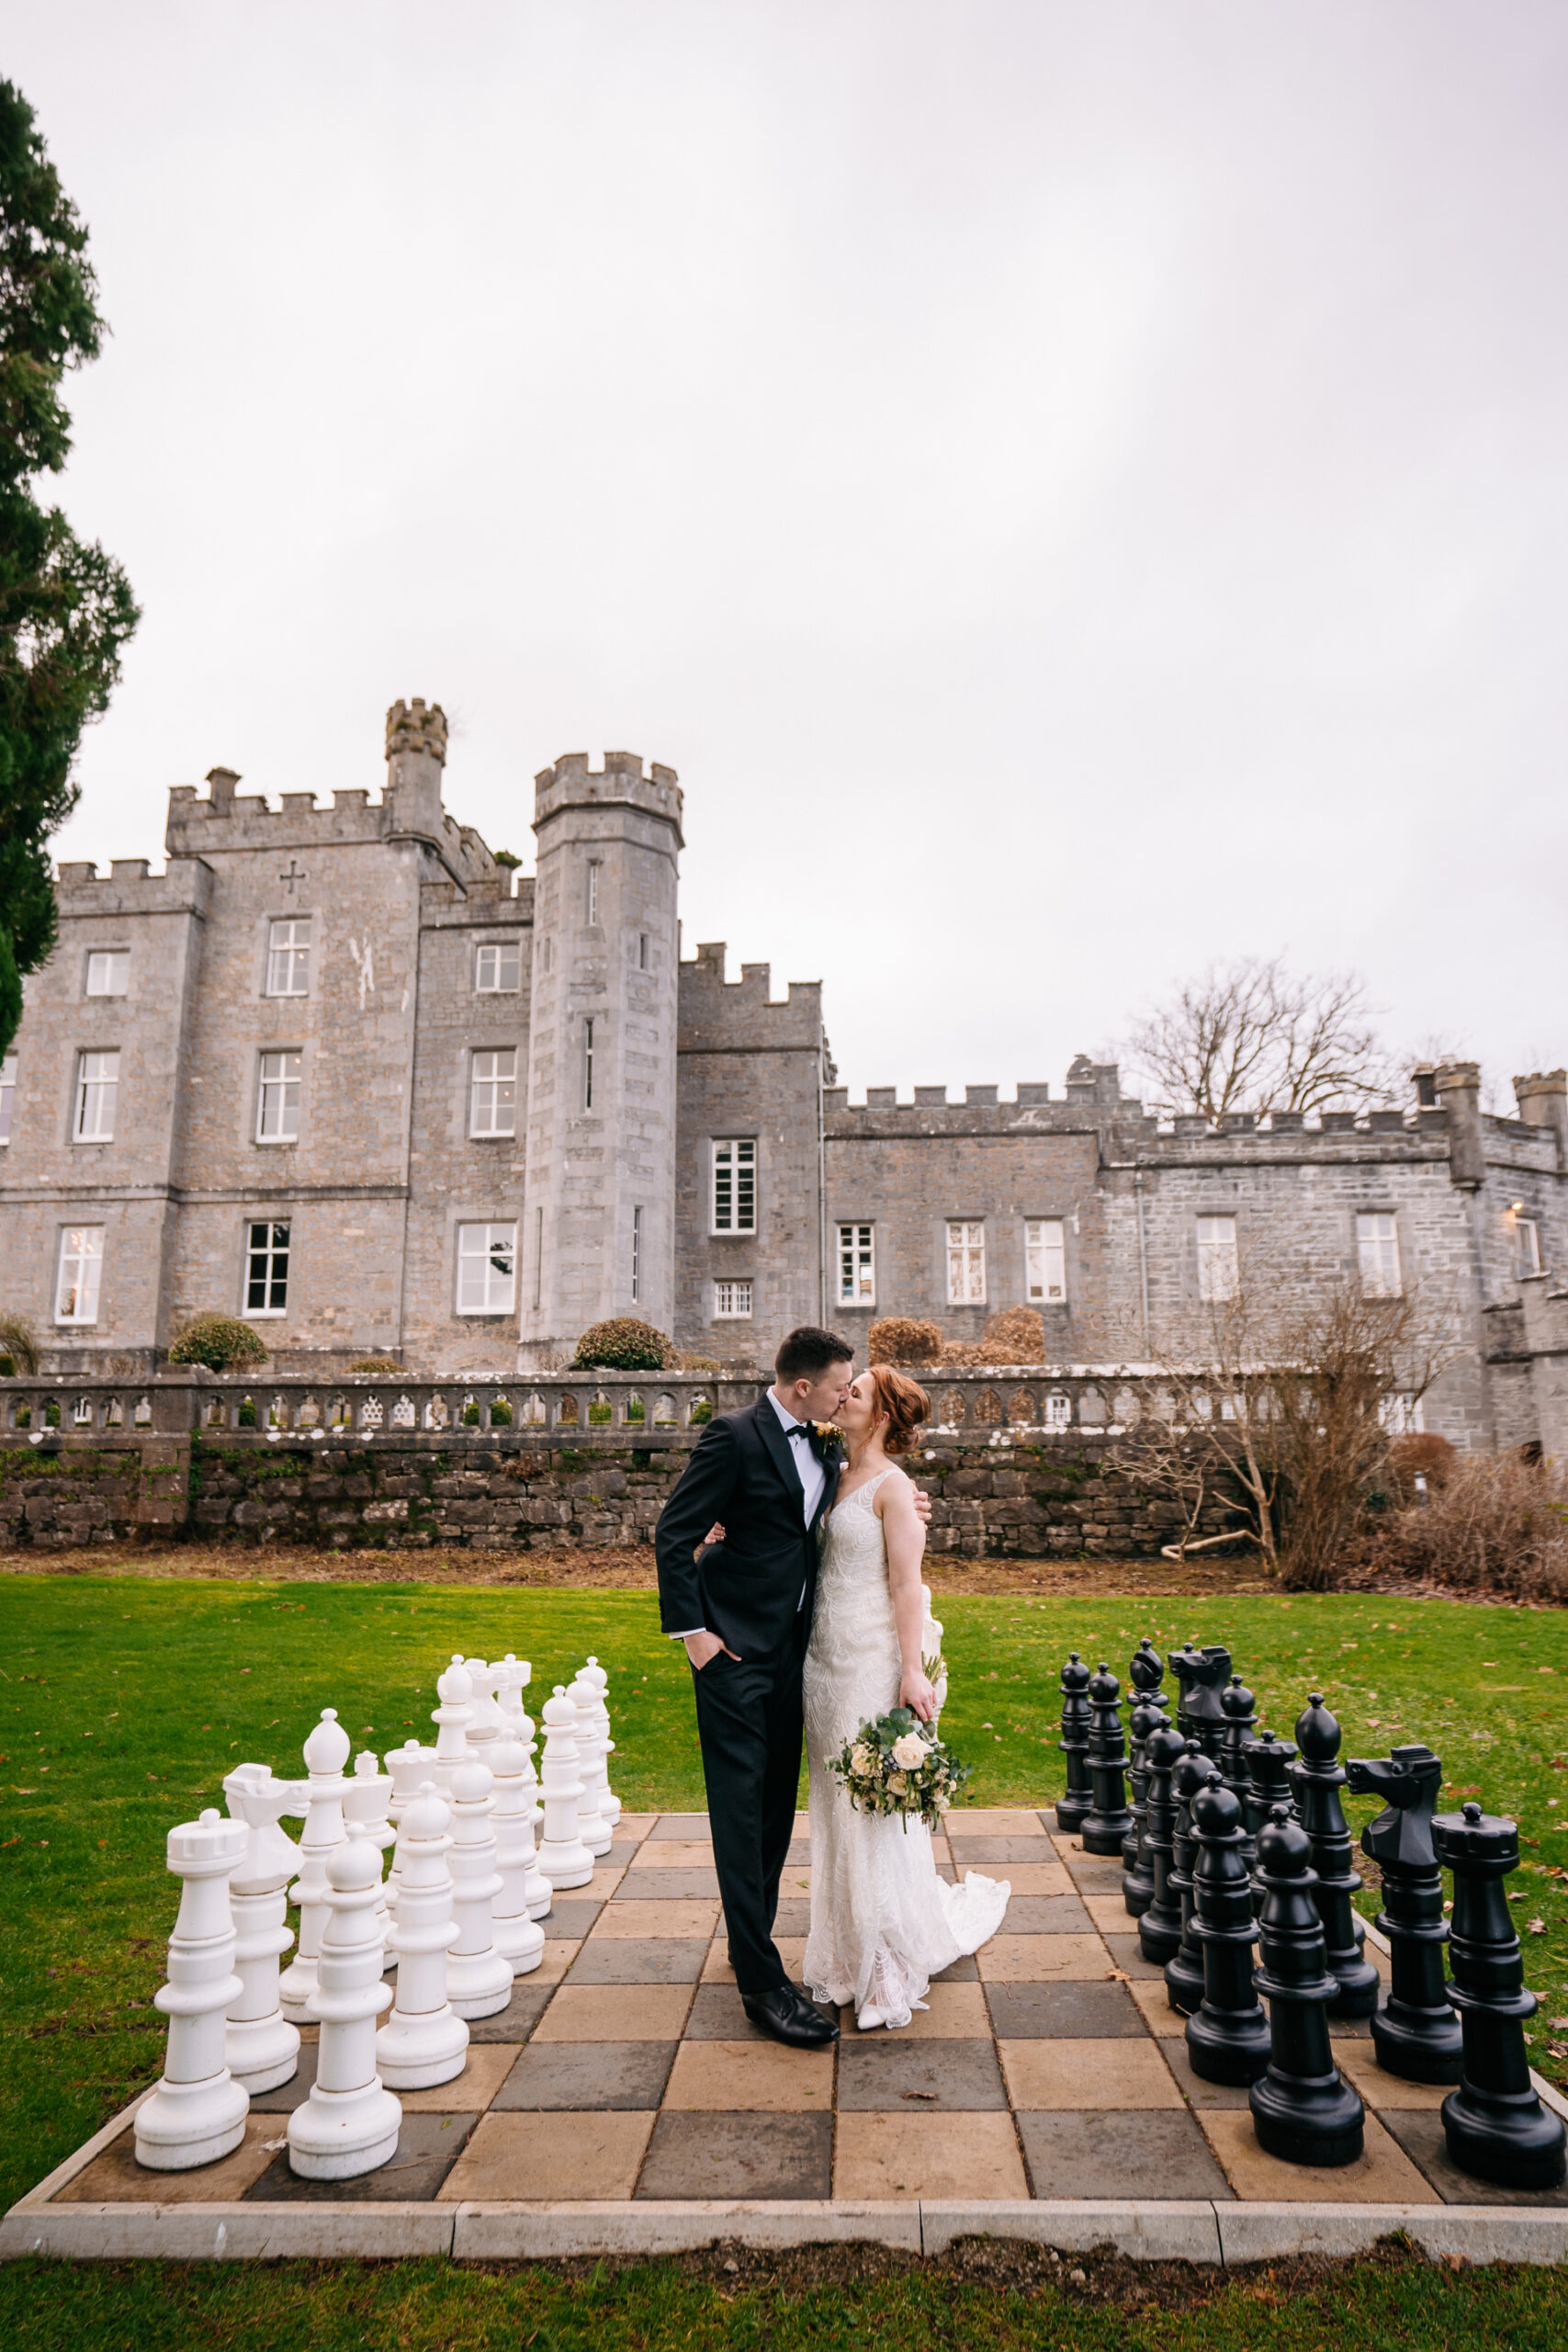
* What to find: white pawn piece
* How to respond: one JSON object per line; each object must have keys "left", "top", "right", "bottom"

{"left": 446, "top": 1760, "right": 514, "bottom": 2018}
{"left": 376, "top": 1781, "right": 469, "bottom": 2089}
{"left": 135, "top": 1808, "right": 252, "bottom": 2170}
{"left": 490, "top": 1736, "right": 547, "bottom": 1973}
{"left": 383, "top": 1737, "right": 439, "bottom": 1929}
{"left": 278, "top": 1707, "right": 351, "bottom": 2023}
{"left": 463, "top": 1657, "right": 506, "bottom": 1747}
{"left": 430, "top": 1656, "right": 474, "bottom": 1796}
{"left": 288, "top": 1825, "right": 401, "bottom": 2179}
{"left": 566, "top": 1666, "right": 614, "bottom": 1858}
{"left": 582, "top": 1657, "right": 622, "bottom": 1828}
{"left": 344, "top": 1751, "right": 396, "bottom": 1947}
{"left": 536, "top": 1686, "right": 594, "bottom": 1889}
{"left": 220, "top": 1763, "right": 302, "bottom": 2095}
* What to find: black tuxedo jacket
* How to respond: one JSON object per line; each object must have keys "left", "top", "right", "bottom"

{"left": 655, "top": 1396, "right": 841, "bottom": 1661}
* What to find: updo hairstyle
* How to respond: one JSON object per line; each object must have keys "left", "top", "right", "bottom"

{"left": 865, "top": 1363, "right": 931, "bottom": 1456}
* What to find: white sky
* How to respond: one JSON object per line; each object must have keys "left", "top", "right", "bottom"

{"left": 10, "top": 1, "right": 1567, "bottom": 1102}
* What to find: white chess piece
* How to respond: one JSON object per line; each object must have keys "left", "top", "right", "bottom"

{"left": 288, "top": 1824, "right": 401, "bottom": 2179}
{"left": 344, "top": 1751, "right": 395, "bottom": 1947}
{"left": 582, "top": 1656, "right": 622, "bottom": 1827}
{"left": 430, "top": 1657, "right": 473, "bottom": 1795}
{"left": 220, "top": 1763, "right": 302, "bottom": 2095}
{"left": 445, "top": 1760, "right": 514, "bottom": 2018}
{"left": 135, "top": 1808, "right": 251, "bottom": 2170}
{"left": 383, "top": 1736, "right": 438, "bottom": 1931}
{"left": 463, "top": 1657, "right": 506, "bottom": 1747}
{"left": 536, "top": 1686, "right": 594, "bottom": 1888}
{"left": 494, "top": 1657, "right": 550, "bottom": 1916}
{"left": 489, "top": 1736, "right": 547, "bottom": 1973}
{"left": 376, "top": 1781, "right": 469, "bottom": 2090}
{"left": 566, "top": 1665, "right": 614, "bottom": 1858}
{"left": 277, "top": 1708, "right": 351, "bottom": 2022}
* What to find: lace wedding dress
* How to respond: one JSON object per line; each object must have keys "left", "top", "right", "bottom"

{"left": 803, "top": 1467, "right": 1010, "bottom": 2029}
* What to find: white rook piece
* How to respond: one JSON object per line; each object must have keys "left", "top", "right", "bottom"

{"left": 445, "top": 1760, "right": 514, "bottom": 2018}
{"left": 376, "top": 1781, "right": 469, "bottom": 2090}
{"left": 288, "top": 1826, "right": 401, "bottom": 2179}
{"left": 567, "top": 1665, "right": 614, "bottom": 1858}
{"left": 495, "top": 1653, "right": 535, "bottom": 1777}
{"left": 135, "top": 1808, "right": 251, "bottom": 2171}
{"left": 430, "top": 1657, "right": 474, "bottom": 1794}
{"left": 490, "top": 1736, "right": 547, "bottom": 1973}
{"left": 221, "top": 1763, "right": 302, "bottom": 2095}
{"left": 278, "top": 1708, "right": 351, "bottom": 2023}
{"left": 536, "top": 1685, "right": 594, "bottom": 1888}
{"left": 344, "top": 1750, "right": 395, "bottom": 1947}
{"left": 582, "top": 1657, "right": 622, "bottom": 1827}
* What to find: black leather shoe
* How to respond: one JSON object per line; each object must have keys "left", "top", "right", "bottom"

{"left": 740, "top": 1984, "right": 840, "bottom": 2048}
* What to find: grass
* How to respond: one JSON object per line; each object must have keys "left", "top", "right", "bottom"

{"left": 1, "top": 1573, "right": 1565, "bottom": 2339}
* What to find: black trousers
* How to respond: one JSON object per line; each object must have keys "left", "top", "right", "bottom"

{"left": 690, "top": 1634, "right": 805, "bottom": 1996}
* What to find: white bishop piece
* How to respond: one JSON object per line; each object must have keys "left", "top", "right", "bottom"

{"left": 135, "top": 1808, "right": 252, "bottom": 2171}
{"left": 566, "top": 1665, "right": 614, "bottom": 1857}
{"left": 278, "top": 1708, "right": 352, "bottom": 2023}
{"left": 288, "top": 1825, "right": 401, "bottom": 2178}
{"left": 445, "top": 1761, "right": 514, "bottom": 2018}
{"left": 220, "top": 1763, "right": 303, "bottom": 2095}
{"left": 344, "top": 1750, "right": 396, "bottom": 1947}
{"left": 376, "top": 1781, "right": 469, "bottom": 2089}
{"left": 489, "top": 1736, "right": 547, "bottom": 1973}
{"left": 536, "top": 1686, "right": 594, "bottom": 1888}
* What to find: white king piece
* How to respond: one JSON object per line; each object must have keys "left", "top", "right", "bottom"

{"left": 220, "top": 1763, "right": 303, "bottom": 2096}
{"left": 135, "top": 1808, "right": 252, "bottom": 2170}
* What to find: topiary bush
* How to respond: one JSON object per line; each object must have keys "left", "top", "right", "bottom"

{"left": 0, "top": 1312, "right": 40, "bottom": 1374}
{"left": 348, "top": 1356, "right": 400, "bottom": 1375}
{"left": 572, "top": 1317, "right": 673, "bottom": 1372}
{"left": 867, "top": 1317, "right": 942, "bottom": 1366}
{"left": 979, "top": 1306, "right": 1047, "bottom": 1364}
{"left": 237, "top": 1396, "right": 257, "bottom": 1427}
{"left": 490, "top": 1397, "right": 513, "bottom": 1426}
{"left": 166, "top": 1314, "right": 269, "bottom": 1372}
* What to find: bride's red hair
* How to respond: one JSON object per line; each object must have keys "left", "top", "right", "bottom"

{"left": 865, "top": 1364, "right": 931, "bottom": 1456}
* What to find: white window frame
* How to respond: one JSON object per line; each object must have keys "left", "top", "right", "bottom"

{"left": 0, "top": 1053, "right": 15, "bottom": 1146}
{"left": 714, "top": 1278, "right": 753, "bottom": 1319}
{"left": 1196, "top": 1215, "right": 1239, "bottom": 1303}
{"left": 837, "top": 1223, "right": 875, "bottom": 1307}
{"left": 1024, "top": 1216, "right": 1066, "bottom": 1304}
{"left": 85, "top": 949, "right": 129, "bottom": 997}
{"left": 74, "top": 1049, "right": 118, "bottom": 1142}
{"left": 469, "top": 1046, "right": 517, "bottom": 1137}
{"left": 631, "top": 1205, "right": 642, "bottom": 1303}
{"left": 457, "top": 1221, "right": 517, "bottom": 1315}
{"left": 586, "top": 861, "right": 601, "bottom": 926}
{"left": 712, "top": 1138, "right": 757, "bottom": 1235}
{"left": 265, "top": 918, "right": 311, "bottom": 998}
{"left": 583, "top": 1018, "right": 594, "bottom": 1111}
{"left": 1357, "top": 1212, "right": 1403, "bottom": 1298}
{"left": 1514, "top": 1215, "right": 1542, "bottom": 1279}
{"left": 256, "top": 1050, "right": 302, "bottom": 1143}
{"left": 1379, "top": 1392, "right": 1426, "bottom": 1435}
{"left": 245, "top": 1220, "right": 291, "bottom": 1317}
{"left": 475, "top": 942, "right": 522, "bottom": 993}
{"left": 946, "top": 1219, "right": 986, "bottom": 1306}
{"left": 55, "top": 1226, "right": 105, "bottom": 1324}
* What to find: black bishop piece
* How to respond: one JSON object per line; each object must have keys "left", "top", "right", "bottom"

{"left": 1292, "top": 1694, "right": 1379, "bottom": 2018}
{"left": 1137, "top": 1722, "right": 1189, "bottom": 1965}
{"left": 1186, "top": 1781, "right": 1270, "bottom": 2086}
{"left": 1164, "top": 1742, "right": 1221, "bottom": 2015}
{"left": 1344, "top": 1743, "right": 1462, "bottom": 2085}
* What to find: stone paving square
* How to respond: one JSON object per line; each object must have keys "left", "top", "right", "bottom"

{"left": 662, "top": 2038, "right": 834, "bottom": 2109}
{"left": 976, "top": 1932, "right": 1110, "bottom": 1982}
{"left": 682, "top": 1984, "right": 834, "bottom": 2040}
{"left": 701, "top": 1937, "right": 807, "bottom": 1984}
{"left": 567, "top": 1937, "right": 709, "bottom": 1984}
{"left": 645, "top": 1814, "right": 714, "bottom": 1838}
{"left": 400, "top": 2044, "right": 520, "bottom": 2110}
{"left": 490, "top": 2041, "right": 676, "bottom": 2110}
{"left": 245, "top": 2112, "right": 479, "bottom": 2202}
{"left": 1100, "top": 1932, "right": 1167, "bottom": 1981}
{"left": 439, "top": 2110, "right": 654, "bottom": 2201}
{"left": 627, "top": 1839, "right": 715, "bottom": 1870}
{"left": 248, "top": 2042, "right": 320, "bottom": 2110}
{"left": 977, "top": 1861, "right": 1074, "bottom": 1896}
{"left": 1157, "top": 2035, "right": 1252, "bottom": 2110}
{"left": 984, "top": 1980, "right": 1148, "bottom": 2040}
{"left": 1333, "top": 2042, "right": 1451, "bottom": 2109}
{"left": 637, "top": 2112, "right": 832, "bottom": 2200}
{"left": 589, "top": 1897, "right": 718, "bottom": 1938}
{"left": 838, "top": 2034, "right": 1009, "bottom": 2110}
{"left": 611, "top": 1869, "right": 723, "bottom": 1899}
{"left": 58, "top": 2116, "right": 281, "bottom": 2204}
{"left": 998, "top": 1894, "right": 1093, "bottom": 1933}
{"left": 1018, "top": 2109, "right": 1235, "bottom": 2202}
{"left": 1129, "top": 1980, "right": 1189, "bottom": 2038}
{"left": 948, "top": 1836, "right": 1060, "bottom": 1865}
{"left": 1196, "top": 2108, "right": 1440, "bottom": 2204}
{"left": 833, "top": 2111, "right": 1029, "bottom": 2201}
{"left": 531, "top": 1984, "right": 694, "bottom": 2041}
{"left": 467, "top": 1976, "right": 566, "bottom": 2041}
{"left": 1380, "top": 2110, "right": 1568, "bottom": 2207}
{"left": 839, "top": 1981, "right": 991, "bottom": 2038}
{"left": 773, "top": 1898, "right": 813, "bottom": 1934}
{"left": 546, "top": 1898, "right": 604, "bottom": 1938}
{"left": 998, "top": 2035, "right": 1185, "bottom": 2111}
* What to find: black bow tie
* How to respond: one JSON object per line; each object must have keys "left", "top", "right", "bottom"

{"left": 788, "top": 1424, "right": 812, "bottom": 1442}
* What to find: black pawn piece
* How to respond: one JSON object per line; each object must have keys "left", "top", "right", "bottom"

{"left": 1431, "top": 1801, "right": 1567, "bottom": 2190}
{"left": 1164, "top": 1742, "right": 1221, "bottom": 2014}
{"left": 1249, "top": 1805, "right": 1366, "bottom": 2167}
{"left": 1345, "top": 1744, "right": 1462, "bottom": 2085}
{"left": 1122, "top": 1701, "right": 1167, "bottom": 1917}
{"left": 1121, "top": 1642, "right": 1166, "bottom": 1884}
{"left": 1055, "top": 1655, "right": 1093, "bottom": 1835}
{"left": 1186, "top": 1781, "right": 1270, "bottom": 2086}
{"left": 1292, "top": 1693, "right": 1379, "bottom": 2018}
{"left": 1219, "top": 1677, "right": 1258, "bottom": 1806}
{"left": 1138, "top": 1723, "right": 1190, "bottom": 1964}
{"left": 1082, "top": 1664, "right": 1133, "bottom": 1856}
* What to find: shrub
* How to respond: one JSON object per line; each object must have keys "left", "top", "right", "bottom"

{"left": 588, "top": 1400, "right": 613, "bottom": 1425}
{"left": 237, "top": 1396, "right": 257, "bottom": 1427}
{"left": 572, "top": 1317, "right": 673, "bottom": 1372}
{"left": 0, "top": 1313, "right": 40, "bottom": 1374}
{"left": 44, "top": 1398, "right": 60, "bottom": 1427}
{"left": 166, "top": 1314, "right": 269, "bottom": 1373}
{"left": 348, "top": 1356, "right": 400, "bottom": 1376}
{"left": 867, "top": 1317, "right": 942, "bottom": 1366}
{"left": 1385, "top": 1430, "right": 1457, "bottom": 1504}
{"left": 1373, "top": 1452, "right": 1568, "bottom": 1601}
{"left": 690, "top": 1398, "right": 713, "bottom": 1424}
{"left": 490, "top": 1397, "right": 513, "bottom": 1426}
{"left": 979, "top": 1306, "right": 1047, "bottom": 1364}
{"left": 0, "top": 1355, "right": 13, "bottom": 1377}
{"left": 672, "top": 1351, "right": 720, "bottom": 1372}
{"left": 14, "top": 1404, "right": 29, "bottom": 1427}
{"left": 462, "top": 1399, "right": 481, "bottom": 1426}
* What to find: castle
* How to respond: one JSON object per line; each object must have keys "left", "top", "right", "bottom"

{"left": 3, "top": 702, "right": 1564, "bottom": 1453}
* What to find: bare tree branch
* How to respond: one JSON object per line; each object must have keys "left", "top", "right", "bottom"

{"left": 1125, "top": 955, "right": 1399, "bottom": 1120}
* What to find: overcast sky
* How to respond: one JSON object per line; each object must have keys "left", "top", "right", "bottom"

{"left": 10, "top": 2, "right": 1566, "bottom": 1102}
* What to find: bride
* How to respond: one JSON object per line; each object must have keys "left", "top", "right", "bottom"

{"left": 803, "top": 1364, "right": 1010, "bottom": 2030}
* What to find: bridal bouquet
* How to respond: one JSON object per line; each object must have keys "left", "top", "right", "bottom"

{"left": 828, "top": 1706, "right": 973, "bottom": 1833}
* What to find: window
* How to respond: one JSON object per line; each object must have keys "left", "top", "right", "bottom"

{"left": 638, "top": 933, "right": 649, "bottom": 971}
{"left": 245, "top": 1221, "right": 291, "bottom": 1315}
{"left": 533, "top": 1205, "right": 543, "bottom": 1309}
{"left": 1514, "top": 1216, "right": 1542, "bottom": 1279}
{"left": 1024, "top": 1217, "right": 1066, "bottom": 1303}
{"left": 1379, "top": 1392, "right": 1426, "bottom": 1435}
{"left": 475, "top": 943, "right": 521, "bottom": 992}
{"left": 469, "top": 1047, "right": 516, "bottom": 1136}
{"left": 586, "top": 862, "right": 601, "bottom": 925}
{"left": 265, "top": 918, "right": 310, "bottom": 997}
{"left": 1357, "top": 1212, "right": 1402, "bottom": 1297}
{"left": 583, "top": 1019, "right": 594, "bottom": 1111}
{"left": 74, "top": 1050, "right": 118, "bottom": 1141}
{"left": 1196, "top": 1215, "right": 1239, "bottom": 1303}
{"left": 837, "top": 1223, "right": 875, "bottom": 1306}
{"left": 946, "top": 1220, "right": 986, "bottom": 1306}
{"left": 55, "top": 1226, "right": 104, "bottom": 1323}
{"left": 0, "top": 1054, "right": 14, "bottom": 1145}
{"left": 257, "top": 1050, "right": 302, "bottom": 1142}
{"left": 457, "top": 1221, "right": 517, "bottom": 1314}
{"left": 537, "top": 934, "right": 553, "bottom": 976}
{"left": 85, "top": 950, "right": 129, "bottom": 997}
{"left": 712, "top": 1138, "right": 756, "bottom": 1233}
{"left": 631, "top": 1206, "right": 642, "bottom": 1303}
{"left": 714, "top": 1279, "right": 753, "bottom": 1318}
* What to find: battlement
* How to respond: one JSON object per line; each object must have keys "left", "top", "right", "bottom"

{"left": 533, "top": 750, "right": 683, "bottom": 846}
{"left": 385, "top": 697, "right": 447, "bottom": 763}
{"left": 677, "top": 943, "right": 822, "bottom": 1052}
{"left": 164, "top": 753, "right": 502, "bottom": 891}
{"left": 54, "top": 859, "right": 213, "bottom": 919}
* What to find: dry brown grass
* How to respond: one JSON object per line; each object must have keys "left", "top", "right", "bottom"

{"left": 1371, "top": 1451, "right": 1568, "bottom": 1601}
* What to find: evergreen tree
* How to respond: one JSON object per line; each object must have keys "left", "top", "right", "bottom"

{"left": 0, "top": 81, "right": 138, "bottom": 1059}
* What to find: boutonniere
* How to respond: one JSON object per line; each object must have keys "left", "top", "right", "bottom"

{"left": 810, "top": 1421, "right": 844, "bottom": 1461}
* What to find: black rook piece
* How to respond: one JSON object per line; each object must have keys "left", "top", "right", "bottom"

{"left": 1081, "top": 1664, "right": 1133, "bottom": 1856}
{"left": 1055, "top": 1655, "right": 1093, "bottom": 1836}
{"left": 1245, "top": 1731, "right": 1299, "bottom": 1916}
{"left": 1187, "top": 1781, "right": 1270, "bottom": 2086}
{"left": 1345, "top": 1745, "right": 1462, "bottom": 2085}
{"left": 1431, "top": 1801, "right": 1567, "bottom": 2191}
{"left": 1138, "top": 1723, "right": 1190, "bottom": 1965}
{"left": 1122, "top": 1700, "right": 1167, "bottom": 1917}
{"left": 1122, "top": 1642, "right": 1167, "bottom": 1891}
{"left": 1165, "top": 1742, "right": 1222, "bottom": 2015}
{"left": 1292, "top": 1694, "right": 1379, "bottom": 2018}
{"left": 1249, "top": 1805, "right": 1366, "bottom": 2167}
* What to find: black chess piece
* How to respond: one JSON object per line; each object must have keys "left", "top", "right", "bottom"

{"left": 1121, "top": 1642, "right": 1166, "bottom": 1890}
{"left": 1431, "top": 1800, "right": 1567, "bottom": 2191}
{"left": 1344, "top": 1744, "right": 1462, "bottom": 2085}
{"left": 1164, "top": 1742, "right": 1222, "bottom": 2014}
{"left": 1249, "top": 1804, "right": 1366, "bottom": 2166}
{"left": 1245, "top": 1730, "right": 1299, "bottom": 1917}
{"left": 1122, "top": 1700, "right": 1167, "bottom": 1917}
{"left": 1137, "top": 1722, "right": 1190, "bottom": 1964}
{"left": 1292, "top": 1693, "right": 1379, "bottom": 2018}
{"left": 1218, "top": 1676, "right": 1258, "bottom": 1804}
{"left": 1186, "top": 1781, "right": 1270, "bottom": 2086}
{"left": 1055, "top": 1655, "right": 1093, "bottom": 1835}
{"left": 1170, "top": 1640, "right": 1233, "bottom": 1758}
{"left": 1082, "top": 1664, "right": 1133, "bottom": 1856}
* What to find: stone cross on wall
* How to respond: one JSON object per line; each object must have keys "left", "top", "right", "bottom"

{"left": 279, "top": 858, "right": 307, "bottom": 897}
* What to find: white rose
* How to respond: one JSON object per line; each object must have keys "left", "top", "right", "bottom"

{"left": 934, "top": 1792, "right": 952, "bottom": 1813}
{"left": 849, "top": 1743, "right": 874, "bottom": 1778}
{"left": 887, "top": 1771, "right": 908, "bottom": 1796}
{"left": 891, "top": 1732, "right": 927, "bottom": 1770}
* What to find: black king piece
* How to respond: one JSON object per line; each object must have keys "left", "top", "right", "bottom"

{"left": 1344, "top": 1743, "right": 1462, "bottom": 2084}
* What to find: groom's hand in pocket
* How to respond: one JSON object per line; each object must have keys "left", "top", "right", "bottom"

{"left": 684, "top": 1629, "right": 740, "bottom": 1671}
{"left": 911, "top": 1488, "right": 932, "bottom": 1528}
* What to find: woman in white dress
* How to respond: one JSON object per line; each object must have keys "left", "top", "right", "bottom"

{"left": 803, "top": 1365, "right": 1010, "bottom": 2030}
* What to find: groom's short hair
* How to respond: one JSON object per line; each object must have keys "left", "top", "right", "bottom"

{"left": 774, "top": 1326, "right": 853, "bottom": 1382}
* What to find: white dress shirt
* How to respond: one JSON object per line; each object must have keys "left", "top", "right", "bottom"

{"left": 667, "top": 1388, "right": 823, "bottom": 1639}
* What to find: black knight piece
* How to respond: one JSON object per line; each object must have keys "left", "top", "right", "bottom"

{"left": 1055, "top": 1655, "right": 1093, "bottom": 1835}
{"left": 1164, "top": 1741, "right": 1222, "bottom": 2015}
{"left": 1137, "top": 1722, "right": 1190, "bottom": 1965}
{"left": 1249, "top": 1804, "right": 1366, "bottom": 2167}
{"left": 1169, "top": 1640, "right": 1234, "bottom": 1758}
{"left": 1122, "top": 1699, "right": 1167, "bottom": 1917}
{"left": 1081, "top": 1663, "right": 1133, "bottom": 1856}
{"left": 1430, "top": 1801, "right": 1567, "bottom": 2190}
{"left": 1186, "top": 1781, "right": 1270, "bottom": 2086}
{"left": 1292, "top": 1694, "right": 1379, "bottom": 2018}
{"left": 1344, "top": 1744, "right": 1462, "bottom": 2085}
